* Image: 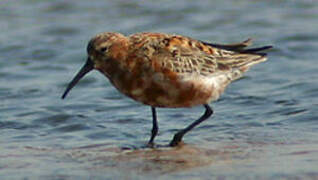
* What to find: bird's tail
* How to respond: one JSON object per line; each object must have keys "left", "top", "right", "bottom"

{"left": 202, "top": 38, "right": 273, "bottom": 80}
{"left": 203, "top": 38, "right": 272, "bottom": 56}
{"left": 203, "top": 38, "right": 272, "bottom": 71}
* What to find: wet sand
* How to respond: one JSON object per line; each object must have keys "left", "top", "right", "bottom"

{"left": 2, "top": 140, "right": 318, "bottom": 179}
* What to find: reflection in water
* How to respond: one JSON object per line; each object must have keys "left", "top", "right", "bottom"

{"left": 22, "top": 143, "right": 243, "bottom": 174}
{"left": 2, "top": 140, "right": 318, "bottom": 179}
{"left": 112, "top": 144, "right": 216, "bottom": 174}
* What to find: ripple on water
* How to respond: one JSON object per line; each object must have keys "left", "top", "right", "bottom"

{"left": 42, "top": 26, "right": 80, "bottom": 36}
{"left": 50, "top": 123, "right": 91, "bottom": 133}
{"left": 268, "top": 105, "right": 308, "bottom": 119}
{"left": 30, "top": 49, "right": 58, "bottom": 61}
{"left": 43, "top": 1, "right": 74, "bottom": 13}
{"left": 0, "top": 44, "right": 25, "bottom": 56}
{"left": 0, "top": 121, "right": 41, "bottom": 130}
{"left": 279, "top": 33, "right": 318, "bottom": 42}
{"left": 31, "top": 114, "right": 73, "bottom": 127}
{"left": 274, "top": 99, "right": 299, "bottom": 106}
{"left": 304, "top": 88, "right": 318, "bottom": 98}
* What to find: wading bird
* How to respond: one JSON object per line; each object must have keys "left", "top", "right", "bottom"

{"left": 61, "top": 32, "right": 272, "bottom": 147}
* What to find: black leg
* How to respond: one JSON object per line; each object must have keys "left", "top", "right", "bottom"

{"left": 169, "top": 104, "right": 213, "bottom": 147}
{"left": 148, "top": 107, "right": 158, "bottom": 145}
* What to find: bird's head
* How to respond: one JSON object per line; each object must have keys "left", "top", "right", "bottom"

{"left": 61, "top": 32, "right": 127, "bottom": 99}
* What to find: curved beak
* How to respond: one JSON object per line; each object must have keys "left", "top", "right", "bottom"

{"left": 61, "top": 58, "right": 94, "bottom": 99}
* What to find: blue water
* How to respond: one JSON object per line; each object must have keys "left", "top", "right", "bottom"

{"left": 1, "top": 0, "right": 318, "bottom": 179}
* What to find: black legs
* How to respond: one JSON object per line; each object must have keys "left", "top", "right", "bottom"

{"left": 147, "top": 104, "right": 213, "bottom": 147}
{"left": 148, "top": 107, "right": 158, "bottom": 145}
{"left": 169, "top": 104, "right": 213, "bottom": 147}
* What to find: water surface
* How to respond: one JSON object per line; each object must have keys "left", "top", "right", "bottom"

{"left": 1, "top": 0, "right": 318, "bottom": 179}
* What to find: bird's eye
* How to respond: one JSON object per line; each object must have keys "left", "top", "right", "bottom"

{"left": 100, "top": 47, "right": 107, "bottom": 52}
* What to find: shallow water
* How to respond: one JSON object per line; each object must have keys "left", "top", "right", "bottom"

{"left": 1, "top": 0, "right": 318, "bottom": 179}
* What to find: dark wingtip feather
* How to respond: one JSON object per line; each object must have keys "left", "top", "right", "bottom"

{"left": 202, "top": 39, "right": 273, "bottom": 56}
{"left": 241, "top": 45, "right": 273, "bottom": 56}
{"left": 242, "top": 45, "right": 273, "bottom": 53}
{"left": 202, "top": 39, "right": 253, "bottom": 51}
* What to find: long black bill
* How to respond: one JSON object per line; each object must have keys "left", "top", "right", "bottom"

{"left": 61, "top": 58, "right": 94, "bottom": 99}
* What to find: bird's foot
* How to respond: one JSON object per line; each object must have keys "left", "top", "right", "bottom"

{"left": 146, "top": 142, "right": 155, "bottom": 148}
{"left": 169, "top": 132, "right": 184, "bottom": 147}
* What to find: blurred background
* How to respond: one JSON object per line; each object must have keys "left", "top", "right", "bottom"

{"left": 1, "top": 0, "right": 318, "bottom": 179}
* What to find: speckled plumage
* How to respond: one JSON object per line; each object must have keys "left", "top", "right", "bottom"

{"left": 86, "top": 32, "right": 270, "bottom": 108}
{"left": 62, "top": 32, "right": 272, "bottom": 146}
